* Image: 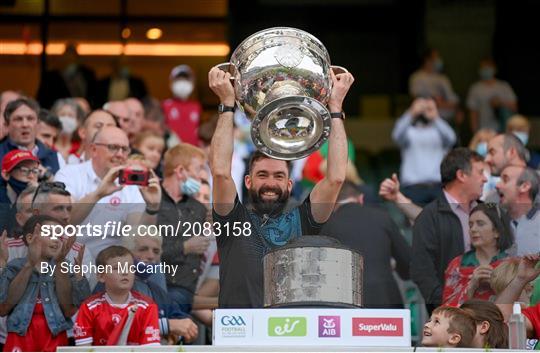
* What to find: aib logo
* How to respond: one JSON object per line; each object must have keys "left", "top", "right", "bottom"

{"left": 318, "top": 316, "right": 340, "bottom": 337}
{"left": 268, "top": 317, "right": 307, "bottom": 337}
{"left": 221, "top": 316, "right": 246, "bottom": 326}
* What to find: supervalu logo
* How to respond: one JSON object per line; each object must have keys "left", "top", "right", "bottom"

{"left": 352, "top": 317, "right": 403, "bottom": 337}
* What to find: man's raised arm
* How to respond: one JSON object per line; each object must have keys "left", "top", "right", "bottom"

{"left": 208, "top": 67, "right": 237, "bottom": 216}
{"left": 310, "top": 70, "right": 354, "bottom": 223}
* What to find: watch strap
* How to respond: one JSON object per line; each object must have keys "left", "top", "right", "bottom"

{"left": 330, "top": 111, "right": 345, "bottom": 120}
{"left": 218, "top": 104, "right": 235, "bottom": 114}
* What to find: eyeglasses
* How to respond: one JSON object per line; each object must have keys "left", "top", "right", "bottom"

{"left": 94, "top": 143, "right": 131, "bottom": 155}
{"left": 31, "top": 181, "right": 67, "bottom": 208}
{"left": 14, "top": 166, "right": 40, "bottom": 176}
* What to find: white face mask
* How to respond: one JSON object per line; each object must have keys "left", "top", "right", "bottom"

{"left": 513, "top": 131, "right": 529, "bottom": 146}
{"left": 172, "top": 80, "right": 194, "bottom": 99}
{"left": 59, "top": 116, "right": 78, "bottom": 135}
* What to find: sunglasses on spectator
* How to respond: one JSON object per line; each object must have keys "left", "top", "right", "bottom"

{"left": 31, "top": 181, "right": 67, "bottom": 208}
{"left": 94, "top": 143, "right": 131, "bottom": 155}
{"left": 14, "top": 166, "right": 40, "bottom": 177}
{"left": 485, "top": 202, "right": 502, "bottom": 219}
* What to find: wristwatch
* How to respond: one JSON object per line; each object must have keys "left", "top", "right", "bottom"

{"left": 330, "top": 111, "right": 345, "bottom": 120}
{"left": 218, "top": 103, "right": 235, "bottom": 114}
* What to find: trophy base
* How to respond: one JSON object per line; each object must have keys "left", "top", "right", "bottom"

{"left": 251, "top": 96, "right": 331, "bottom": 161}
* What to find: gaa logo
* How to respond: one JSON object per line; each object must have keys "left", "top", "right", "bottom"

{"left": 220, "top": 315, "right": 248, "bottom": 338}
{"left": 221, "top": 315, "right": 246, "bottom": 326}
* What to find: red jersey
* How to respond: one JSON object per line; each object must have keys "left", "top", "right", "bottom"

{"left": 74, "top": 291, "right": 160, "bottom": 346}
{"left": 162, "top": 98, "right": 202, "bottom": 146}
{"left": 524, "top": 304, "right": 540, "bottom": 338}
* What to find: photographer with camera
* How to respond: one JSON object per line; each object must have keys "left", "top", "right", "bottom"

{"left": 392, "top": 97, "right": 456, "bottom": 205}
{"left": 54, "top": 126, "right": 161, "bottom": 262}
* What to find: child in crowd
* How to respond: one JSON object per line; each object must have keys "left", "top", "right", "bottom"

{"left": 460, "top": 299, "right": 508, "bottom": 348}
{"left": 422, "top": 306, "right": 476, "bottom": 348}
{"left": 131, "top": 131, "right": 165, "bottom": 173}
{"left": 0, "top": 215, "right": 90, "bottom": 352}
{"left": 74, "top": 246, "right": 160, "bottom": 346}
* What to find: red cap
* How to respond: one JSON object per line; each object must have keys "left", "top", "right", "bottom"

{"left": 2, "top": 150, "right": 39, "bottom": 174}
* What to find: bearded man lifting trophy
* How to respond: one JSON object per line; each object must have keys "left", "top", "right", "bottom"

{"left": 209, "top": 27, "right": 359, "bottom": 309}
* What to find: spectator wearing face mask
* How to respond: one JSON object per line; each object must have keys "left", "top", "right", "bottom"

{"left": 506, "top": 114, "right": 540, "bottom": 169}
{"left": 157, "top": 143, "right": 208, "bottom": 314}
{"left": 467, "top": 58, "right": 517, "bottom": 132}
{"left": 50, "top": 98, "right": 85, "bottom": 160}
{"left": 162, "top": 65, "right": 202, "bottom": 147}
{"left": 409, "top": 48, "right": 459, "bottom": 121}
{"left": 0, "top": 150, "right": 40, "bottom": 233}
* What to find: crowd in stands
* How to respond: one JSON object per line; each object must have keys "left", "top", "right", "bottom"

{"left": 0, "top": 47, "right": 538, "bottom": 352}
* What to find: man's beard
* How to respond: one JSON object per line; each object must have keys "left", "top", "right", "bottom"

{"left": 248, "top": 185, "right": 289, "bottom": 216}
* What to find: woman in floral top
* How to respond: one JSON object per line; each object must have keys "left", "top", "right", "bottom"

{"left": 443, "top": 203, "right": 514, "bottom": 306}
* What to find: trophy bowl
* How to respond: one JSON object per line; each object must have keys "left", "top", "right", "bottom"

{"left": 218, "top": 27, "right": 347, "bottom": 160}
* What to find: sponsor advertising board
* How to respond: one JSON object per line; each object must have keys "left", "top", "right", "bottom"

{"left": 213, "top": 308, "right": 410, "bottom": 347}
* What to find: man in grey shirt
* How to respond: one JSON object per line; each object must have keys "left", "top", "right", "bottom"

{"left": 496, "top": 165, "right": 540, "bottom": 256}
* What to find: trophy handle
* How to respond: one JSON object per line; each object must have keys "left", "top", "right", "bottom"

{"left": 331, "top": 65, "right": 349, "bottom": 75}
{"left": 216, "top": 62, "right": 238, "bottom": 81}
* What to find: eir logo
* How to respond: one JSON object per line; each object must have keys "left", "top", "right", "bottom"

{"left": 352, "top": 318, "right": 403, "bottom": 337}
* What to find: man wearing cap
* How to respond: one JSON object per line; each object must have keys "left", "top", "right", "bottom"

{"left": 162, "top": 65, "right": 202, "bottom": 147}
{"left": 0, "top": 98, "right": 65, "bottom": 176}
{"left": 0, "top": 150, "right": 40, "bottom": 233}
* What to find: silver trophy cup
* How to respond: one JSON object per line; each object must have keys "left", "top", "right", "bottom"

{"left": 217, "top": 27, "right": 347, "bottom": 160}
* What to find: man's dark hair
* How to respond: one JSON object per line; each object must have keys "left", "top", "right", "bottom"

{"left": 440, "top": 148, "right": 483, "bottom": 187}
{"left": 502, "top": 133, "right": 529, "bottom": 163}
{"left": 337, "top": 181, "right": 362, "bottom": 201}
{"left": 21, "top": 214, "right": 64, "bottom": 245}
{"left": 248, "top": 150, "right": 292, "bottom": 176}
{"left": 516, "top": 167, "right": 540, "bottom": 201}
{"left": 4, "top": 97, "right": 40, "bottom": 124}
{"left": 38, "top": 109, "right": 62, "bottom": 131}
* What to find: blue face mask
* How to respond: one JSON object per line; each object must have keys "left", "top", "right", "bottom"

{"left": 181, "top": 177, "right": 201, "bottom": 196}
{"left": 7, "top": 177, "right": 29, "bottom": 196}
{"left": 513, "top": 131, "right": 529, "bottom": 146}
{"left": 479, "top": 67, "right": 495, "bottom": 80}
{"left": 475, "top": 142, "right": 488, "bottom": 157}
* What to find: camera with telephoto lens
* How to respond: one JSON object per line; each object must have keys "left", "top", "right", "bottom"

{"left": 118, "top": 167, "right": 149, "bottom": 186}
